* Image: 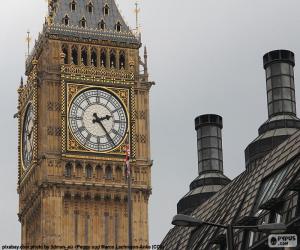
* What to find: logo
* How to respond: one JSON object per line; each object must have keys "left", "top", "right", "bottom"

{"left": 268, "top": 234, "right": 297, "bottom": 248}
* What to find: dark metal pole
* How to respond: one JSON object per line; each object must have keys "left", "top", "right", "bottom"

{"left": 226, "top": 225, "right": 234, "bottom": 250}
{"left": 127, "top": 170, "right": 133, "bottom": 248}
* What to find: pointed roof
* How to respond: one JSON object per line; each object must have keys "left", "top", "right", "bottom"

{"left": 48, "top": 0, "right": 140, "bottom": 45}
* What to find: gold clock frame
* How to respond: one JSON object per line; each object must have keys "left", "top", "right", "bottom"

{"left": 62, "top": 82, "right": 135, "bottom": 159}
{"left": 66, "top": 83, "right": 130, "bottom": 154}
{"left": 18, "top": 60, "right": 38, "bottom": 181}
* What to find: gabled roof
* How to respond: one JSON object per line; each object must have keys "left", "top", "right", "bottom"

{"left": 161, "top": 130, "right": 300, "bottom": 249}
{"left": 48, "top": 0, "right": 140, "bottom": 45}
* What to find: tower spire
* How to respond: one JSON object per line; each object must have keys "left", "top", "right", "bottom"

{"left": 26, "top": 31, "right": 31, "bottom": 57}
{"left": 134, "top": 1, "right": 141, "bottom": 35}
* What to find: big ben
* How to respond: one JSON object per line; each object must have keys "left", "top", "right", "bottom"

{"left": 17, "top": 0, "right": 153, "bottom": 247}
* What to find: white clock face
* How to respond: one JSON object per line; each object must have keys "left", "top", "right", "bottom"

{"left": 68, "top": 88, "right": 128, "bottom": 152}
{"left": 22, "top": 104, "right": 34, "bottom": 169}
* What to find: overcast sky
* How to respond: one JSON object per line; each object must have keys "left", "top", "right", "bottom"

{"left": 1, "top": 0, "right": 300, "bottom": 246}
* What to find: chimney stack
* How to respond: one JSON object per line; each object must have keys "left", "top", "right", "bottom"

{"left": 177, "top": 114, "right": 230, "bottom": 215}
{"left": 195, "top": 114, "right": 224, "bottom": 175}
{"left": 245, "top": 50, "right": 300, "bottom": 168}
{"left": 263, "top": 50, "right": 296, "bottom": 118}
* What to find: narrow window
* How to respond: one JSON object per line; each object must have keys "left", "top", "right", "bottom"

{"left": 119, "top": 51, "right": 126, "bottom": 69}
{"left": 103, "top": 4, "right": 109, "bottom": 16}
{"left": 86, "top": 164, "right": 92, "bottom": 178}
{"left": 91, "top": 49, "right": 97, "bottom": 67}
{"left": 85, "top": 214, "right": 90, "bottom": 245}
{"left": 74, "top": 211, "right": 79, "bottom": 244}
{"left": 99, "top": 20, "right": 106, "bottom": 30}
{"left": 116, "top": 166, "right": 122, "bottom": 181}
{"left": 71, "top": 0, "right": 76, "bottom": 11}
{"left": 110, "top": 50, "right": 116, "bottom": 68}
{"left": 87, "top": 2, "right": 93, "bottom": 13}
{"left": 115, "top": 213, "right": 119, "bottom": 247}
{"left": 71, "top": 47, "right": 78, "bottom": 65}
{"left": 105, "top": 165, "right": 112, "bottom": 179}
{"left": 115, "top": 22, "right": 121, "bottom": 32}
{"left": 80, "top": 17, "right": 87, "bottom": 28}
{"left": 104, "top": 212, "right": 109, "bottom": 245}
{"left": 100, "top": 49, "right": 107, "bottom": 67}
{"left": 81, "top": 47, "right": 88, "bottom": 66}
{"left": 75, "top": 162, "right": 82, "bottom": 177}
{"left": 62, "top": 45, "right": 68, "bottom": 64}
{"left": 96, "top": 165, "right": 102, "bottom": 179}
{"left": 65, "top": 162, "right": 72, "bottom": 177}
{"left": 63, "top": 15, "right": 69, "bottom": 26}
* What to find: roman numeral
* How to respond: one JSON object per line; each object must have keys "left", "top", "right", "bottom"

{"left": 114, "top": 120, "right": 125, "bottom": 124}
{"left": 105, "top": 96, "right": 112, "bottom": 107}
{"left": 111, "top": 129, "right": 121, "bottom": 136}
{"left": 112, "top": 107, "right": 121, "bottom": 113}
{"left": 78, "top": 127, "right": 85, "bottom": 133}
{"left": 70, "top": 116, "right": 83, "bottom": 120}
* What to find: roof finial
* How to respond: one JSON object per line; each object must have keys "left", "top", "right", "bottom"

{"left": 20, "top": 77, "right": 24, "bottom": 88}
{"left": 26, "top": 30, "right": 31, "bottom": 57}
{"left": 134, "top": 1, "right": 141, "bottom": 35}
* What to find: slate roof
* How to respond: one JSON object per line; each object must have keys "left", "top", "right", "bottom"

{"left": 161, "top": 130, "right": 300, "bottom": 249}
{"left": 48, "top": 0, "right": 140, "bottom": 44}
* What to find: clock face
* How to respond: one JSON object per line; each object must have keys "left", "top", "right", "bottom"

{"left": 68, "top": 88, "right": 128, "bottom": 152}
{"left": 22, "top": 104, "right": 34, "bottom": 169}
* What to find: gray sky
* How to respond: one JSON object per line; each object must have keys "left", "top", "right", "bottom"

{"left": 1, "top": 0, "right": 300, "bottom": 246}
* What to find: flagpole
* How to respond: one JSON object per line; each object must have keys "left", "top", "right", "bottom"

{"left": 127, "top": 167, "right": 133, "bottom": 248}
{"left": 125, "top": 142, "right": 133, "bottom": 248}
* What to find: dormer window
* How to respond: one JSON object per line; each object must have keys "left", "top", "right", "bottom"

{"left": 87, "top": 2, "right": 93, "bottom": 13}
{"left": 70, "top": 0, "right": 76, "bottom": 11}
{"left": 103, "top": 4, "right": 109, "bottom": 16}
{"left": 63, "top": 15, "right": 69, "bottom": 26}
{"left": 99, "top": 20, "right": 106, "bottom": 30}
{"left": 80, "top": 17, "right": 86, "bottom": 28}
{"left": 115, "top": 22, "right": 121, "bottom": 32}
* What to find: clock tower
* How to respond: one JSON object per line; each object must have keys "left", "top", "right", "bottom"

{"left": 17, "top": 0, "right": 153, "bottom": 246}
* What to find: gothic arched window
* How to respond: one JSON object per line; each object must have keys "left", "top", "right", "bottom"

{"left": 99, "top": 20, "right": 106, "bottom": 30}
{"left": 100, "top": 49, "right": 107, "bottom": 67}
{"left": 103, "top": 4, "right": 109, "bottom": 16}
{"left": 75, "top": 162, "right": 83, "bottom": 177}
{"left": 62, "top": 45, "right": 68, "bottom": 64}
{"left": 119, "top": 50, "right": 126, "bottom": 69}
{"left": 110, "top": 50, "right": 116, "bottom": 68}
{"left": 115, "top": 22, "right": 121, "bottom": 32}
{"left": 71, "top": 46, "right": 78, "bottom": 65}
{"left": 87, "top": 2, "right": 93, "bottom": 13}
{"left": 91, "top": 48, "right": 97, "bottom": 67}
{"left": 105, "top": 165, "right": 112, "bottom": 179}
{"left": 63, "top": 15, "right": 69, "bottom": 26}
{"left": 116, "top": 166, "right": 122, "bottom": 181}
{"left": 65, "top": 162, "right": 72, "bottom": 177}
{"left": 86, "top": 164, "right": 93, "bottom": 178}
{"left": 70, "top": 0, "right": 76, "bottom": 11}
{"left": 80, "top": 17, "right": 87, "bottom": 28}
{"left": 96, "top": 165, "right": 103, "bottom": 179}
{"left": 81, "top": 47, "right": 88, "bottom": 66}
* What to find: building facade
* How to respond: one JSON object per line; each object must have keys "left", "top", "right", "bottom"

{"left": 17, "top": 0, "right": 153, "bottom": 246}
{"left": 162, "top": 50, "right": 300, "bottom": 249}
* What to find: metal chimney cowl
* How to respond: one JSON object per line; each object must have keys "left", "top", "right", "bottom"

{"left": 177, "top": 114, "right": 231, "bottom": 215}
{"left": 245, "top": 50, "right": 300, "bottom": 169}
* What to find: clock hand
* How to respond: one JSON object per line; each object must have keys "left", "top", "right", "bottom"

{"left": 93, "top": 113, "right": 112, "bottom": 123}
{"left": 100, "top": 115, "right": 112, "bottom": 121}
{"left": 99, "top": 120, "right": 116, "bottom": 146}
{"left": 92, "top": 113, "right": 115, "bottom": 146}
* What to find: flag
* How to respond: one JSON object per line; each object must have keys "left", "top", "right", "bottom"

{"left": 125, "top": 144, "right": 131, "bottom": 178}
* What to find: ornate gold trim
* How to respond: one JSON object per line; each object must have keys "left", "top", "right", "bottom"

{"left": 62, "top": 82, "right": 134, "bottom": 159}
